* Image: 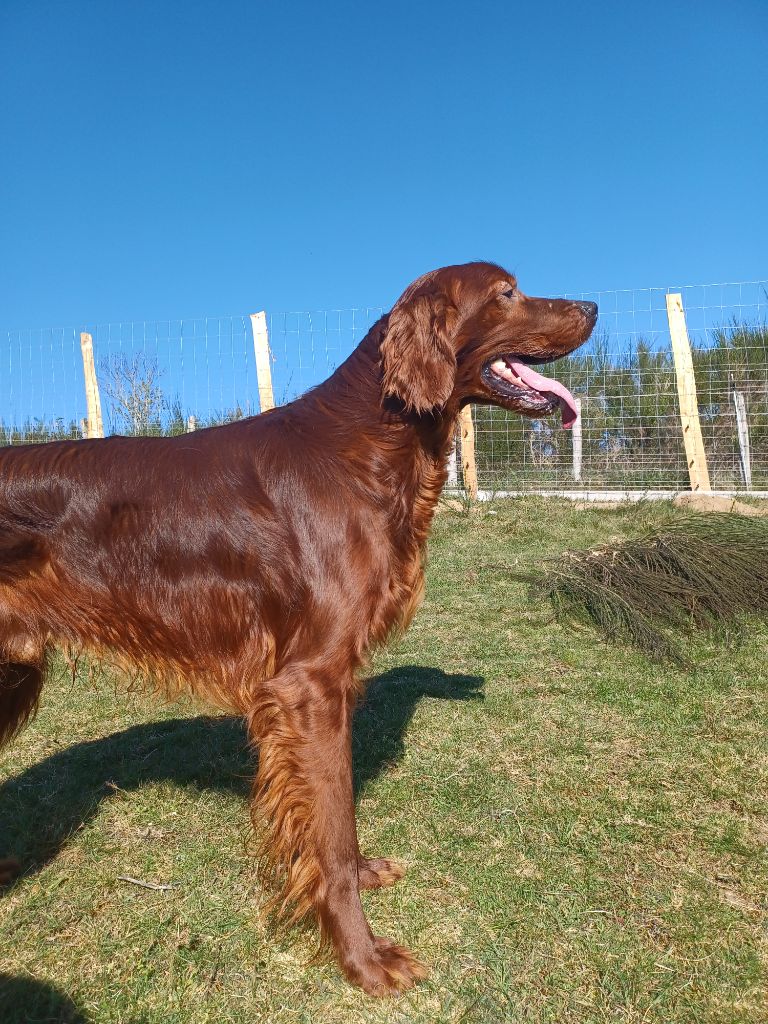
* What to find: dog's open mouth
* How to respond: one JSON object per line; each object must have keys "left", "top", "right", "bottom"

{"left": 481, "top": 355, "right": 580, "bottom": 429}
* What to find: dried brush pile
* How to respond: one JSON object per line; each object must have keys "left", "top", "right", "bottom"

{"left": 524, "top": 513, "right": 768, "bottom": 662}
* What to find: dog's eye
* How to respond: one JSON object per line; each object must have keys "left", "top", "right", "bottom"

{"left": 501, "top": 287, "right": 516, "bottom": 298}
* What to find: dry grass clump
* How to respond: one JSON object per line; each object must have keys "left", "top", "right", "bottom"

{"left": 523, "top": 514, "right": 768, "bottom": 661}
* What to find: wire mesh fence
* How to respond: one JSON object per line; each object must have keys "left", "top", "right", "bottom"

{"left": 1, "top": 317, "right": 254, "bottom": 440}
{"left": 0, "top": 309, "right": 385, "bottom": 440}
{"left": 1, "top": 280, "right": 766, "bottom": 493}
{"left": 267, "top": 307, "right": 384, "bottom": 405}
{"left": 475, "top": 280, "right": 768, "bottom": 492}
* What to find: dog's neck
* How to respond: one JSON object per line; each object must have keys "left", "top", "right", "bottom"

{"left": 294, "top": 322, "right": 460, "bottom": 537}
{"left": 334, "top": 321, "right": 458, "bottom": 448}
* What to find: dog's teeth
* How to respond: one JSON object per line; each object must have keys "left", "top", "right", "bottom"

{"left": 491, "top": 358, "right": 537, "bottom": 392}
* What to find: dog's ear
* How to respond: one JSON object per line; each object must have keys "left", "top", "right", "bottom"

{"left": 380, "top": 290, "right": 457, "bottom": 414}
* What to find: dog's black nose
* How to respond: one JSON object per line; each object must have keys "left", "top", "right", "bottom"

{"left": 577, "top": 300, "right": 598, "bottom": 319}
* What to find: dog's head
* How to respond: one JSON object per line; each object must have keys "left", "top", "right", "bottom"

{"left": 380, "top": 262, "right": 597, "bottom": 428}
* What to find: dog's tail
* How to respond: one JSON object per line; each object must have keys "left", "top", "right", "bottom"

{"left": 0, "top": 661, "right": 44, "bottom": 750}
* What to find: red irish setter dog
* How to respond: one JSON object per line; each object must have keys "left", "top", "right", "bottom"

{"left": 0, "top": 262, "right": 596, "bottom": 994}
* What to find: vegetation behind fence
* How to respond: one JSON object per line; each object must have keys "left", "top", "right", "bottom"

{"left": 474, "top": 318, "right": 768, "bottom": 491}
{"left": 1, "top": 280, "right": 766, "bottom": 493}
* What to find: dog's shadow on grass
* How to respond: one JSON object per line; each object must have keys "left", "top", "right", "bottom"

{"left": 0, "top": 974, "right": 89, "bottom": 1024}
{"left": 0, "top": 665, "right": 483, "bottom": 879}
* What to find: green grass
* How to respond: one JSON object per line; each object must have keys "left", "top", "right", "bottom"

{"left": 1, "top": 498, "right": 767, "bottom": 1023}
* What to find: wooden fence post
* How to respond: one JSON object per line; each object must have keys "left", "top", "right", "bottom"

{"left": 250, "top": 311, "right": 275, "bottom": 412}
{"left": 572, "top": 397, "right": 583, "bottom": 483}
{"left": 79, "top": 332, "right": 104, "bottom": 438}
{"left": 459, "top": 405, "right": 478, "bottom": 499}
{"left": 665, "top": 293, "right": 710, "bottom": 492}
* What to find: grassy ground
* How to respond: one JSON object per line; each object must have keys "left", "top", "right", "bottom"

{"left": 1, "top": 498, "right": 767, "bottom": 1024}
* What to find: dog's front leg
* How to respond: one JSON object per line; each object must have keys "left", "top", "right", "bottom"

{"left": 248, "top": 666, "right": 427, "bottom": 996}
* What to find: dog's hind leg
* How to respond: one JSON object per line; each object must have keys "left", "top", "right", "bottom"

{"left": 0, "top": 658, "right": 44, "bottom": 751}
{"left": 0, "top": 615, "right": 45, "bottom": 751}
{"left": 0, "top": 612, "right": 47, "bottom": 885}
{"left": 0, "top": 647, "right": 44, "bottom": 885}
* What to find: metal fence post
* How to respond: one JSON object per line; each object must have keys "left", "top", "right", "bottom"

{"left": 572, "top": 397, "right": 583, "bottom": 483}
{"left": 731, "top": 381, "right": 752, "bottom": 489}
{"left": 446, "top": 434, "right": 459, "bottom": 487}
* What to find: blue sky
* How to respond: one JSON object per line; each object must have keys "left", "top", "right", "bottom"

{"left": 1, "top": 0, "right": 766, "bottom": 332}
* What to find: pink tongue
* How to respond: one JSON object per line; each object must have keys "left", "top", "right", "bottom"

{"left": 508, "top": 358, "right": 580, "bottom": 429}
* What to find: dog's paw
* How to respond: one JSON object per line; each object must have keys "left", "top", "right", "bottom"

{"left": 344, "top": 936, "right": 428, "bottom": 996}
{"left": 358, "top": 857, "right": 406, "bottom": 890}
